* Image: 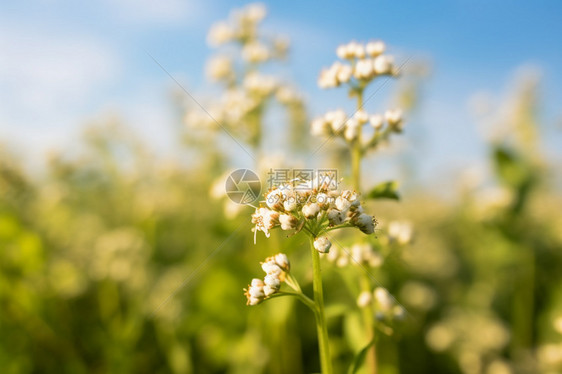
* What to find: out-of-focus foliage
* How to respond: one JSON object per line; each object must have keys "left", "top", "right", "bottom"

{"left": 1, "top": 5, "right": 561, "bottom": 374}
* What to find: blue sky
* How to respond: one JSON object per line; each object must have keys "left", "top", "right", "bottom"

{"left": 1, "top": 0, "right": 561, "bottom": 184}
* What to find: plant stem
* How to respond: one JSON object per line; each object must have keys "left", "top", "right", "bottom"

{"left": 360, "top": 273, "right": 377, "bottom": 374}
{"left": 352, "top": 88, "right": 377, "bottom": 374}
{"left": 310, "top": 237, "right": 333, "bottom": 374}
{"left": 351, "top": 88, "right": 364, "bottom": 192}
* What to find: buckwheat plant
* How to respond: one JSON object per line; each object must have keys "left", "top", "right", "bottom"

{"left": 245, "top": 175, "right": 377, "bottom": 374}
{"left": 184, "top": 3, "right": 306, "bottom": 156}
{"left": 312, "top": 40, "right": 410, "bottom": 373}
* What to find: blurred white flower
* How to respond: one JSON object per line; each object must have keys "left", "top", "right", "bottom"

{"left": 314, "top": 236, "right": 332, "bottom": 253}
{"left": 366, "top": 40, "right": 385, "bottom": 57}
{"left": 207, "top": 21, "right": 234, "bottom": 46}
{"left": 206, "top": 55, "right": 233, "bottom": 81}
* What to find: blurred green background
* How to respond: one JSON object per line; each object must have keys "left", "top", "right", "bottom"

{"left": 1, "top": 2, "right": 562, "bottom": 374}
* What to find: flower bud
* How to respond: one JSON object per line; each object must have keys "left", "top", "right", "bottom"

{"left": 354, "top": 109, "right": 369, "bottom": 124}
{"left": 335, "top": 196, "right": 352, "bottom": 212}
{"left": 327, "top": 208, "right": 345, "bottom": 226}
{"left": 337, "top": 64, "right": 353, "bottom": 83}
{"left": 385, "top": 109, "right": 403, "bottom": 131}
{"left": 273, "top": 253, "right": 290, "bottom": 272}
{"left": 302, "top": 203, "right": 320, "bottom": 219}
{"left": 263, "top": 284, "right": 277, "bottom": 297}
{"left": 311, "top": 117, "right": 331, "bottom": 136}
{"left": 353, "top": 213, "right": 375, "bottom": 234}
{"left": 357, "top": 290, "right": 372, "bottom": 307}
{"left": 374, "top": 287, "right": 394, "bottom": 311}
{"left": 279, "top": 213, "right": 299, "bottom": 230}
{"left": 262, "top": 261, "right": 282, "bottom": 276}
{"left": 369, "top": 114, "right": 384, "bottom": 130}
{"left": 354, "top": 58, "right": 374, "bottom": 80}
{"left": 283, "top": 196, "right": 298, "bottom": 212}
{"left": 366, "top": 40, "right": 385, "bottom": 57}
{"left": 314, "top": 236, "right": 332, "bottom": 253}
{"left": 344, "top": 118, "right": 360, "bottom": 142}
{"left": 264, "top": 274, "right": 281, "bottom": 289}
{"left": 373, "top": 55, "right": 392, "bottom": 75}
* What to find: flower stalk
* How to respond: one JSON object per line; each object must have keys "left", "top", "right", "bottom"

{"left": 310, "top": 236, "right": 333, "bottom": 374}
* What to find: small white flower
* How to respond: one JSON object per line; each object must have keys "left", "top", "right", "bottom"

{"left": 344, "top": 118, "right": 361, "bottom": 142}
{"left": 264, "top": 274, "right": 281, "bottom": 289}
{"left": 207, "top": 21, "right": 233, "bottom": 46}
{"left": 335, "top": 196, "right": 352, "bottom": 212}
{"left": 279, "top": 213, "right": 298, "bottom": 230}
{"left": 261, "top": 261, "right": 282, "bottom": 276}
{"left": 311, "top": 117, "right": 331, "bottom": 136}
{"left": 252, "top": 208, "right": 279, "bottom": 241}
{"left": 245, "top": 3, "right": 267, "bottom": 22}
{"left": 373, "top": 55, "right": 393, "bottom": 75}
{"left": 374, "top": 287, "right": 394, "bottom": 311}
{"left": 302, "top": 203, "right": 320, "bottom": 219}
{"left": 265, "top": 189, "right": 284, "bottom": 210}
{"left": 327, "top": 208, "right": 345, "bottom": 226}
{"left": 336, "top": 44, "right": 352, "bottom": 59}
{"left": 273, "top": 253, "right": 290, "bottom": 272}
{"left": 369, "top": 114, "right": 384, "bottom": 130}
{"left": 354, "top": 109, "right": 369, "bottom": 124}
{"left": 245, "top": 278, "right": 265, "bottom": 305}
{"left": 314, "top": 236, "right": 332, "bottom": 253}
{"left": 247, "top": 297, "right": 262, "bottom": 306}
{"left": 251, "top": 278, "right": 264, "bottom": 288}
{"left": 354, "top": 58, "right": 374, "bottom": 80}
{"left": 283, "top": 196, "right": 298, "bottom": 212}
{"left": 385, "top": 109, "right": 403, "bottom": 130}
{"left": 206, "top": 55, "right": 233, "bottom": 81}
{"left": 357, "top": 291, "right": 373, "bottom": 307}
{"left": 318, "top": 65, "right": 340, "bottom": 88}
{"left": 353, "top": 44, "right": 366, "bottom": 59}
{"left": 326, "top": 109, "right": 347, "bottom": 134}
{"left": 263, "top": 285, "right": 277, "bottom": 296}
{"left": 315, "top": 192, "right": 334, "bottom": 207}
{"left": 366, "top": 41, "right": 385, "bottom": 57}
{"left": 353, "top": 213, "right": 375, "bottom": 234}
{"left": 242, "top": 42, "right": 269, "bottom": 63}
{"left": 337, "top": 64, "right": 353, "bottom": 83}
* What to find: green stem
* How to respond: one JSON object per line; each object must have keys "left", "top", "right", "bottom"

{"left": 269, "top": 292, "right": 317, "bottom": 313}
{"left": 310, "top": 237, "right": 333, "bottom": 374}
{"left": 352, "top": 88, "right": 377, "bottom": 374}
{"left": 351, "top": 89, "right": 364, "bottom": 191}
{"left": 360, "top": 273, "right": 377, "bottom": 374}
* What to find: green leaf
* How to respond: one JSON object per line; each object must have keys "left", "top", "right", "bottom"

{"left": 347, "top": 338, "right": 376, "bottom": 374}
{"left": 366, "top": 181, "right": 400, "bottom": 200}
{"left": 493, "top": 147, "right": 526, "bottom": 187}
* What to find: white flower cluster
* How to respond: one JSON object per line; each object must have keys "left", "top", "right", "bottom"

{"left": 325, "top": 242, "right": 383, "bottom": 268}
{"left": 244, "top": 253, "right": 290, "bottom": 305}
{"left": 318, "top": 40, "right": 399, "bottom": 89}
{"left": 207, "top": 3, "right": 267, "bottom": 47}
{"left": 311, "top": 107, "right": 404, "bottom": 144}
{"left": 251, "top": 178, "right": 377, "bottom": 245}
